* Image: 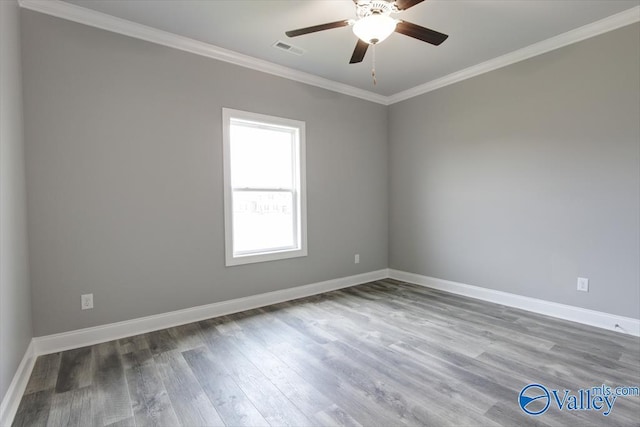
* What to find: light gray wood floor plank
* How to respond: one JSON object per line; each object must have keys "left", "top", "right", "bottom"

{"left": 45, "top": 387, "right": 92, "bottom": 427}
{"left": 183, "top": 345, "right": 270, "bottom": 427}
{"left": 23, "top": 353, "right": 60, "bottom": 395}
{"left": 12, "top": 389, "right": 52, "bottom": 427}
{"left": 154, "top": 349, "right": 225, "bottom": 426}
{"left": 122, "top": 348, "right": 180, "bottom": 427}
{"left": 199, "top": 321, "right": 314, "bottom": 427}
{"left": 92, "top": 341, "right": 133, "bottom": 426}
{"left": 55, "top": 346, "right": 92, "bottom": 393}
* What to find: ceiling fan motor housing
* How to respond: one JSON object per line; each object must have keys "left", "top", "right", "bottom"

{"left": 356, "top": 0, "right": 398, "bottom": 19}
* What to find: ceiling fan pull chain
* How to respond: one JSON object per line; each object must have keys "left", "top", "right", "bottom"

{"left": 372, "top": 43, "right": 377, "bottom": 86}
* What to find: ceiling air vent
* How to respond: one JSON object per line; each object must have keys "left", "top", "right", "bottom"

{"left": 272, "top": 40, "right": 305, "bottom": 56}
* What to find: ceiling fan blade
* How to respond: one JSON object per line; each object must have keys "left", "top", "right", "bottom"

{"left": 395, "top": 20, "right": 448, "bottom": 45}
{"left": 395, "top": 0, "right": 425, "bottom": 10}
{"left": 349, "top": 39, "right": 369, "bottom": 64}
{"left": 285, "top": 20, "right": 351, "bottom": 37}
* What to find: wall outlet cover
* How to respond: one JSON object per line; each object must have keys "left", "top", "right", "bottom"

{"left": 81, "top": 293, "right": 94, "bottom": 310}
{"left": 577, "top": 277, "right": 589, "bottom": 292}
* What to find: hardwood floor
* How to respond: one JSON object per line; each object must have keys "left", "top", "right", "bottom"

{"left": 13, "top": 279, "right": 640, "bottom": 426}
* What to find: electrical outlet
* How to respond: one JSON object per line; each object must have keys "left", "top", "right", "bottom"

{"left": 577, "top": 277, "right": 589, "bottom": 292}
{"left": 354, "top": 254, "right": 360, "bottom": 264}
{"left": 81, "top": 293, "right": 94, "bottom": 310}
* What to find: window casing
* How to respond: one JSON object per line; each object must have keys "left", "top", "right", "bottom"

{"left": 222, "top": 108, "right": 307, "bottom": 266}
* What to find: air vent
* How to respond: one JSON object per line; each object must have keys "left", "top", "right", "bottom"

{"left": 272, "top": 40, "right": 305, "bottom": 56}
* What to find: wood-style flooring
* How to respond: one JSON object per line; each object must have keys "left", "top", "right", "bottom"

{"left": 13, "top": 279, "right": 640, "bottom": 426}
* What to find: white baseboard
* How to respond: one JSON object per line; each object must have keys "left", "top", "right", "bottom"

{"left": 31, "top": 267, "right": 640, "bottom": 357}
{"left": 4, "top": 268, "right": 638, "bottom": 426}
{"left": 388, "top": 269, "right": 640, "bottom": 337}
{"left": 0, "top": 340, "right": 36, "bottom": 427}
{"left": 33, "top": 269, "right": 389, "bottom": 355}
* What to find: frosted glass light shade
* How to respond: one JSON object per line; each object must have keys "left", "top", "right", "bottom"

{"left": 352, "top": 14, "right": 397, "bottom": 44}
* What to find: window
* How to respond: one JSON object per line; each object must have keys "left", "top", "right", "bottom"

{"left": 223, "top": 108, "right": 307, "bottom": 266}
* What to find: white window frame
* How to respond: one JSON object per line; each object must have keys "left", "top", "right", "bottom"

{"left": 222, "top": 108, "right": 307, "bottom": 266}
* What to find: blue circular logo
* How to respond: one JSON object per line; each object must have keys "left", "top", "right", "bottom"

{"left": 519, "top": 384, "right": 550, "bottom": 415}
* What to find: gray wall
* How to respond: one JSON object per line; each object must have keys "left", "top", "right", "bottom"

{"left": 389, "top": 23, "right": 640, "bottom": 319}
{"left": 21, "top": 11, "right": 388, "bottom": 336}
{"left": 18, "top": 8, "right": 640, "bottom": 338}
{"left": 0, "top": 0, "right": 33, "bottom": 402}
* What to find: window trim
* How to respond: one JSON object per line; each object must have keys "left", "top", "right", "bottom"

{"left": 222, "top": 108, "right": 307, "bottom": 266}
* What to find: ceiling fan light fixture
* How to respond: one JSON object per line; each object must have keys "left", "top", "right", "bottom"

{"left": 352, "top": 14, "right": 397, "bottom": 44}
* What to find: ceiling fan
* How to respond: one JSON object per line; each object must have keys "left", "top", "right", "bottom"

{"left": 285, "top": 0, "right": 448, "bottom": 65}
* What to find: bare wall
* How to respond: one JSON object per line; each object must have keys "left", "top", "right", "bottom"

{"left": 389, "top": 23, "right": 640, "bottom": 319}
{"left": 0, "top": 0, "right": 33, "bottom": 402}
{"left": 21, "top": 10, "right": 388, "bottom": 336}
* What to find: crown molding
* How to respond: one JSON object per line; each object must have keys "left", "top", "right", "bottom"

{"left": 17, "top": 0, "right": 388, "bottom": 105}
{"left": 387, "top": 5, "right": 640, "bottom": 104}
{"left": 18, "top": 1, "right": 639, "bottom": 106}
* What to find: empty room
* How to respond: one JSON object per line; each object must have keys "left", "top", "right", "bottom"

{"left": 1, "top": 0, "right": 639, "bottom": 426}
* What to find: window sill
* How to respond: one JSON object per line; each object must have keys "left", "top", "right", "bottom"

{"left": 225, "top": 247, "right": 308, "bottom": 267}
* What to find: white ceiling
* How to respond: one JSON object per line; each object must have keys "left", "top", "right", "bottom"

{"left": 58, "top": 0, "right": 639, "bottom": 97}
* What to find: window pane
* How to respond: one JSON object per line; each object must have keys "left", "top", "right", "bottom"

{"left": 232, "top": 191, "right": 295, "bottom": 254}
{"left": 230, "top": 122, "right": 294, "bottom": 189}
